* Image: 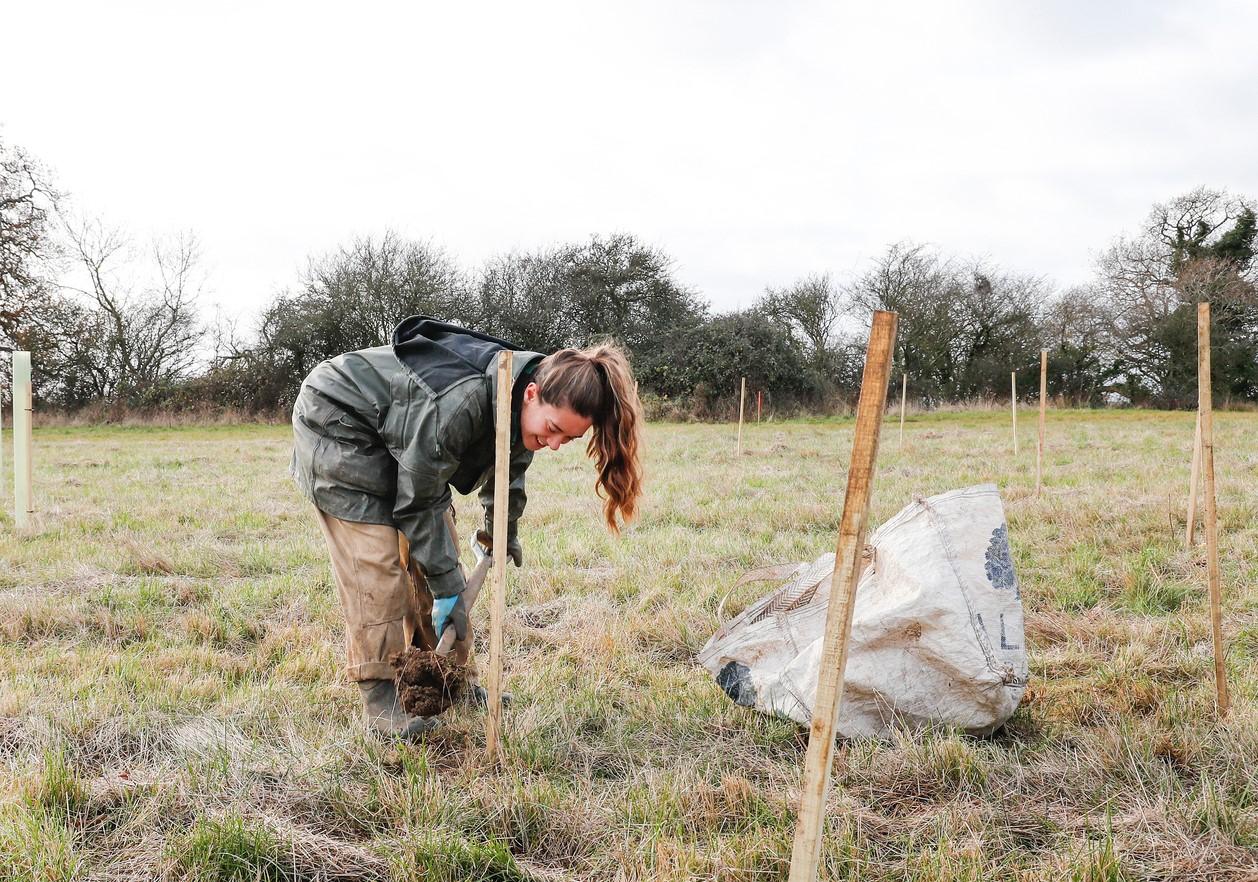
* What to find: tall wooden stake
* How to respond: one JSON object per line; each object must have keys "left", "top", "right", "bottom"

{"left": 736, "top": 376, "right": 746, "bottom": 456}
{"left": 1198, "top": 303, "right": 1229, "bottom": 715}
{"left": 485, "top": 349, "right": 513, "bottom": 758}
{"left": 757, "top": 390, "right": 762, "bottom": 424}
{"left": 788, "top": 310, "right": 897, "bottom": 882}
{"left": 898, "top": 373, "right": 907, "bottom": 448}
{"left": 1011, "top": 371, "right": 1018, "bottom": 456}
{"left": 1035, "top": 349, "right": 1047, "bottom": 497}
{"left": 1185, "top": 412, "right": 1202, "bottom": 547}
{"left": 13, "top": 352, "right": 33, "bottom": 528}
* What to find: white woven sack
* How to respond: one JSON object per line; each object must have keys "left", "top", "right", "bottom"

{"left": 697, "top": 484, "right": 1028, "bottom": 738}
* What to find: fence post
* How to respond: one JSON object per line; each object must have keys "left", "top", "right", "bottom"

{"left": 1197, "top": 303, "right": 1229, "bottom": 716}
{"left": 787, "top": 311, "right": 897, "bottom": 882}
{"left": 1035, "top": 350, "right": 1047, "bottom": 497}
{"left": 1011, "top": 371, "right": 1018, "bottom": 456}
{"left": 13, "top": 352, "right": 33, "bottom": 529}
{"left": 736, "top": 376, "right": 746, "bottom": 456}
{"left": 898, "top": 373, "right": 907, "bottom": 448}
{"left": 485, "top": 350, "right": 513, "bottom": 758}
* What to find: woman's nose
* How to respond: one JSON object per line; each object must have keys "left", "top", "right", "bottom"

{"left": 548, "top": 436, "right": 562, "bottom": 450}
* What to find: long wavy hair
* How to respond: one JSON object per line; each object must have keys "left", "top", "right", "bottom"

{"left": 533, "top": 343, "right": 643, "bottom": 532}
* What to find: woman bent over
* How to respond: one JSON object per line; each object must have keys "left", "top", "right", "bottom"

{"left": 291, "top": 317, "right": 643, "bottom": 737}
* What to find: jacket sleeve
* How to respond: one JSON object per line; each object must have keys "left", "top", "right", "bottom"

{"left": 392, "top": 395, "right": 482, "bottom": 599}
{"left": 393, "top": 468, "right": 463, "bottom": 597}
{"left": 479, "top": 445, "right": 534, "bottom": 542}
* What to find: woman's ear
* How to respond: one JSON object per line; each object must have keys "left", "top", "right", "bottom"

{"left": 523, "top": 381, "right": 539, "bottom": 403}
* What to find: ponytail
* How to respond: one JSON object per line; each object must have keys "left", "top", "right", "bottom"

{"left": 533, "top": 343, "right": 643, "bottom": 532}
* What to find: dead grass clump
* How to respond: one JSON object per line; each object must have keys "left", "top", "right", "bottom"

{"left": 178, "top": 609, "right": 222, "bottom": 645}
{"left": 120, "top": 539, "right": 174, "bottom": 576}
{"left": 514, "top": 599, "right": 567, "bottom": 629}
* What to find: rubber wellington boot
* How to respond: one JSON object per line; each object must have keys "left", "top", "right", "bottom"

{"left": 358, "top": 679, "right": 438, "bottom": 738}
{"left": 465, "top": 684, "right": 513, "bottom": 709}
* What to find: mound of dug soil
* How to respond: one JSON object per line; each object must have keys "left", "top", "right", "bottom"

{"left": 390, "top": 648, "right": 467, "bottom": 717}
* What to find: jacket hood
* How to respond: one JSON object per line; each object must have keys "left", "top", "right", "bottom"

{"left": 392, "top": 316, "right": 542, "bottom": 397}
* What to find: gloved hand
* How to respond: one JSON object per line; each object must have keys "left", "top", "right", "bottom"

{"left": 482, "top": 518, "right": 523, "bottom": 567}
{"left": 431, "top": 593, "right": 468, "bottom": 642}
{"left": 505, "top": 535, "right": 523, "bottom": 568}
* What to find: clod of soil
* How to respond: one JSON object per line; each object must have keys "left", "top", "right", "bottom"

{"left": 390, "top": 648, "right": 467, "bottom": 717}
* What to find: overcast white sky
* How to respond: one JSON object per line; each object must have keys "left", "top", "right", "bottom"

{"left": 6, "top": 1, "right": 1258, "bottom": 324}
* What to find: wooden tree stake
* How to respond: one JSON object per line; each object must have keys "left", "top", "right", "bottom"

{"left": 1011, "top": 371, "right": 1018, "bottom": 456}
{"left": 1035, "top": 350, "right": 1047, "bottom": 497}
{"left": 787, "top": 310, "right": 897, "bottom": 882}
{"left": 1185, "top": 412, "right": 1201, "bottom": 547}
{"left": 1198, "top": 303, "right": 1229, "bottom": 715}
{"left": 757, "top": 390, "right": 763, "bottom": 424}
{"left": 13, "top": 352, "right": 33, "bottom": 529}
{"left": 736, "top": 376, "right": 746, "bottom": 456}
{"left": 485, "top": 349, "right": 513, "bottom": 758}
{"left": 898, "top": 373, "right": 907, "bottom": 448}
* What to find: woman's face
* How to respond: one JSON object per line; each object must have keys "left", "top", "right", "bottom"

{"left": 519, "top": 382, "right": 593, "bottom": 452}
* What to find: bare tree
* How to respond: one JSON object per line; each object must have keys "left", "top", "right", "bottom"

{"left": 1, "top": 137, "right": 64, "bottom": 382}
{"left": 299, "top": 232, "right": 471, "bottom": 345}
{"left": 849, "top": 243, "right": 1049, "bottom": 403}
{"left": 476, "top": 247, "right": 576, "bottom": 352}
{"left": 952, "top": 261, "right": 1046, "bottom": 398}
{"left": 1, "top": 137, "right": 61, "bottom": 308}
{"left": 850, "top": 242, "right": 961, "bottom": 402}
{"left": 1096, "top": 188, "right": 1257, "bottom": 405}
{"left": 1039, "top": 286, "right": 1117, "bottom": 405}
{"left": 757, "top": 273, "right": 846, "bottom": 362}
{"left": 64, "top": 219, "right": 205, "bottom": 401}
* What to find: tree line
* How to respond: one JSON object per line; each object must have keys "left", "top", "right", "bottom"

{"left": 3, "top": 134, "right": 1256, "bottom": 416}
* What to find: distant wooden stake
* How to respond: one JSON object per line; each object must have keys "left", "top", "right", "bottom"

{"left": 736, "top": 376, "right": 746, "bottom": 456}
{"left": 787, "top": 310, "right": 897, "bottom": 882}
{"left": 1185, "top": 412, "right": 1202, "bottom": 548}
{"left": 1011, "top": 371, "right": 1018, "bottom": 456}
{"left": 13, "top": 352, "right": 33, "bottom": 528}
{"left": 757, "top": 390, "right": 762, "bottom": 424}
{"left": 898, "top": 373, "right": 907, "bottom": 448}
{"left": 1035, "top": 350, "right": 1047, "bottom": 497}
{"left": 1198, "top": 303, "right": 1229, "bottom": 716}
{"left": 485, "top": 349, "right": 513, "bottom": 758}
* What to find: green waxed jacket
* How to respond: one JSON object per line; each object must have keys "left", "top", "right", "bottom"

{"left": 290, "top": 317, "right": 544, "bottom": 597}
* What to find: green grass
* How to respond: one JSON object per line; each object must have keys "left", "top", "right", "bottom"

{"left": 0, "top": 409, "right": 1255, "bottom": 880}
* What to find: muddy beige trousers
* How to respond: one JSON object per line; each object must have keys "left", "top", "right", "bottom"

{"left": 314, "top": 507, "right": 477, "bottom": 684}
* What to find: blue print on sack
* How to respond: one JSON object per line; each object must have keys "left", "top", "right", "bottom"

{"left": 984, "top": 524, "right": 1019, "bottom": 596}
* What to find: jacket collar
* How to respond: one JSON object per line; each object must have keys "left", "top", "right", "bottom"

{"left": 486, "top": 350, "right": 545, "bottom": 443}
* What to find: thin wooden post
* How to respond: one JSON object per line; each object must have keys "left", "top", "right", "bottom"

{"left": 788, "top": 310, "right": 897, "bottom": 882}
{"left": 736, "top": 376, "right": 746, "bottom": 456}
{"left": 1035, "top": 349, "right": 1047, "bottom": 497}
{"left": 757, "top": 390, "right": 762, "bottom": 424}
{"left": 13, "top": 352, "right": 33, "bottom": 528}
{"left": 1198, "top": 303, "right": 1229, "bottom": 716}
{"left": 485, "top": 349, "right": 513, "bottom": 758}
{"left": 1185, "top": 412, "right": 1202, "bottom": 547}
{"left": 898, "top": 373, "right": 907, "bottom": 448}
{"left": 1011, "top": 371, "right": 1018, "bottom": 456}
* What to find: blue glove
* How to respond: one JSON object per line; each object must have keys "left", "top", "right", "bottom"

{"left": 431, "top": 594, "right": 467, "bottom": 641}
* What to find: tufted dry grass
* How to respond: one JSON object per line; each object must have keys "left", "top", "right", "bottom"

{"left": 0, "top": 410, "right": 1255, "bottom": 880}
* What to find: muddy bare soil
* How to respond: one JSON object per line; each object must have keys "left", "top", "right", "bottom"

{"left": 390, "top": 648, "right": 467, "bottom": 717}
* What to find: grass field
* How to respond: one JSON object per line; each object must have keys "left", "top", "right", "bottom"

{"left": 1, "top": 410, "right": 1255, "bottom": 881}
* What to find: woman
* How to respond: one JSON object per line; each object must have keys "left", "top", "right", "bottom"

{"left": 291, "top": 316, "right": 643, "bottom": 737}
